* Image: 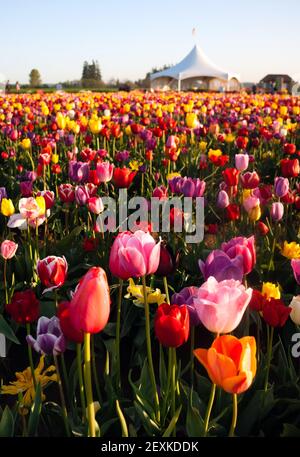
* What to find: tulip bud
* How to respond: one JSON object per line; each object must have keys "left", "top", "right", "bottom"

{"left": 155, "top": 243, "right": 178, "bottom": 277}
{"left": 217, "top": 190, "right": 230, "bottom": 209}
{"left": 256, "top": 221, "right": 269, "bottom": 236}
{"left": 270, "top": 202, "right": 284, "bottom": 221}
{"left": 154, "top": 304, "right": 190, "bottom": 347}
{"left": 289, "top": 296, "right": 300, "bottom": 325}
{"left": 235, "top": 154, "right": 249, "bottom": 171}
{"left": 274, "top": 177, "right": 289, "bottom": 198}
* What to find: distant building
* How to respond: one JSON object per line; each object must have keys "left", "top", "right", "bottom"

{"left": 259, "top": 74, "right": 295, "bottom": 93}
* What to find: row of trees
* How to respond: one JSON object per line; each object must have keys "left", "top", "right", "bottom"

{"left": 26, "top": 62, "right": 171, "bottom": 90}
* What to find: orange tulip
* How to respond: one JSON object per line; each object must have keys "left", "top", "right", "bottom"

{"left": 194, "top": 335, "right": 256, "bottom": 394}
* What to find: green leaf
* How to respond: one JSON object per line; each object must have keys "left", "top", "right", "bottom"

{"left": 186, "top": 399, "right": 204, "bottom": 437}
{"left": 0, "top": 406, "right": 14, "bottom": 437}
{"left": 133, "top": 401, "right": 160, "bottom": 436}
{"left": 162, "top": 406, "right": 182, "bottom": 437}
{"left": 116, "top": 400, "right": 128, "bottom": 437}
{"left": 28, "top": 383, "right": 42, "bottom": 436}
{"left": 0, "top": 315, "right": 20, "bottom": 344}
{"left": 236, "top": 388, "right": 274, "bottom": 436}
{"left": 281, "top": 423, "right": 300, "bottom": 437}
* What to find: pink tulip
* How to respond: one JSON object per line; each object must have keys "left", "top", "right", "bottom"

{"left": 243, "top": 196, "right": 260, "bottom": 213}
{"left": 1, "top": 240, "right": 18, "bottom": 259}
{"left": 87, "top": 196, "right": 104, "bottom": 215}
{"left": 109, "top": 230, "right": 161, "bottom": 280}
{"left": 291, "top": 259, "right": 300, "bottom": 285}
{"left": 194, "top": 276, "right": 253, "bottom": 334}
{"left": 96, "top": 161, "right": 114, "bottom": 183}
{"left": 235, "top": 154, "right": 249, "bottom": 171}
{"left": 221, "top": 235, "right": 256, "bottom": 275}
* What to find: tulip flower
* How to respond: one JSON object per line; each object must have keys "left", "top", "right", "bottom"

{"left": 87, "top": 196, "right": 104, "bottom": 215}
{"left": 289, "top": 296, "right": 300, "bottom": 325}
{"left": 222, "top": 168, "right": 240, "bottom": 187}
{"left": 57, "top": 301, "right": 83, "bottom": 343}
{"left": 155, "top": 243, "right": 177, "bottom": 277}
{"left": 37, "top": 190, "right": 55, "bottom": 209}
{"left": 6, "top": 289, "right": 40, "bottom": 324}
{"left": 154, "top": 303, "right": 190, "bottom": 347}
{"left": 171, "top": 286, "right": 200, "bottom": 326}
{"left": 291, "top": 259, "right": 300, "bottom": 284}
{"left": 221, "top": 236, "right": 256, "bottom": 275}
{"left": 217, "top": 190, "right": 230, "bottom": 209}
{"left": 240, "top": 171, "right": 260, "bottom": 189}
{"left": 199, "top": 250, "right": 244, "bottom": 282}
{"left": 235, "top": 154, "right": 249, "bottom": 171}
{"left": 109, "top": 230, "right": 161, "bottom": 280}
{"left": 26, "top": 316, "right": 66, "bottom": 355}
{"left": 226, "top": 203, "right": 240, "bottom": 220}
{"left": 194, "top": 276, "right": 252, "bottom": 334}
{"left": 1, "top": 240, "right": 18, "bottom": 260}
{"left": 194, "top": 335, "right": 256, "bottom": 436}
{"left": 68, "top": 161, "right": 89, "bottom": 183}
{"left": 270, "top": 202, "right": 284, "bottom": 222}
{"left": 274, "top": 177, "right": 289, "bottom": 198}
{"left": 262, "top": 282, "right": 281, "bottom": 300}
{"left": 58, "top": 184, "right": 75, "bottom": 203}
{"left": 68, "top": 267, "right": 110, "bottom": 335}
{"left": 96, "top": 161, "right": 114, "bottom": 183}
{"left": 262, "top": 298, "right": 291, "bottom": 327}
{"left": 194, "top": 335, "right": 257, "bottom": 394}
{"left": 1, "top": 198, "right": 15, "bottom": 217}
{"left": 37, "top": 256, "right": 68, "bottom": 293}
{"left": 280, "top": 158, "right": 299, "bottom": 178}
{"left": 113, "top": 167, "right": 137, "bottom": 188}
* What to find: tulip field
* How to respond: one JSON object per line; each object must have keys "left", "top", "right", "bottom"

{"left": 0, "top": 90, "right": 300, "bottom": 438}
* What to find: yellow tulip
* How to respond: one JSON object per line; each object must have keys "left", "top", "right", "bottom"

{"left": 21, "top": 138, "right": 31, "bottom": 150}
{"left": 248, "top": 205, "right": 261, "bottom": 222}
{"left": 208, "top": 148, "right": 222, "bottom": 158}
{"left": 280, "top": 241, "right": 300, "bottom": 259}
{"left": 199, "top": 141, "right": 207, "bottom": 152}
{"left": 52, "top": 154, "right": 59, "bottom": 164}
{"left": 89, "top": 119, "right": 102, "bottom": 134}
{"left": 36, "top": 196, "right": 46, "bottom": 217}
{"left": 262, "top": 282, "right": 281, "bottom": 300}
{"left": 1, "top": 198, "right": 15, "bottom": 216}
{"left": 186, "top": 113, "right": 198, "bottom": 128}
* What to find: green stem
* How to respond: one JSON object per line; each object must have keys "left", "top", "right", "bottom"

{"left": 76, "top": 343, "right": 86, "bottom": 423}
{"left": 228, "top": 393, "right": 238, "bottom": 437}
{"left": 91, "top": 335, "right": 102, "bottom": 403}
{"left": 61, "top": 353, "right": 70, "bottom": 406}
{"left": 115, "top": 279, "right": 123, "bottom": 389}
{"left": 3, "top": 259, "right": 8, "bottom": 305}
{"left": 142, "top": 275, "right": 160, "bottom": 423}
{"left": 53, "top": 354, "right": 71, "bottom": 437}
{"left": 264, "top": 325, "right": 274, "bottom": 391}
{"left": 171, "top": 347, "right": 176, "bottom": 437}
{"left": 163, "top": 276, "right": 170, "bottom": 304}
{"left": 84, "top": 332, "right": 97, "bottom": 437}
{"left": 26, "top": 323, "right": 37, "bottom": 390}
{"left": 203, "top": 383, "right": 216, "bottom": 436}
{"left": 190, "top": 326, "right": 195, "bottom": 385}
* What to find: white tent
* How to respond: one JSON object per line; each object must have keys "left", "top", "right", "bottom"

{"left": 150, "top": 45, "right": 240, "bottom": 91}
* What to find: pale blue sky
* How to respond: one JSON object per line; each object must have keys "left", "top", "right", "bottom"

{"left": 1, "top": 0, "right": 300, "bottom": 84}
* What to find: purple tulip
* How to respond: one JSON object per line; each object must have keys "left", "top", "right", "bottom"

{"left": 171, "top": 286, "right": 200, "bottom": 326}
{"left": 115, "top": 150, "right": 130, "bottom": 162}
{"left": 274, "top": 177, "right": 289, "bottom": 198}
{"left": 26, "top": 316, "right": 66, "bottom": 355}
{"left": 20, "top": 181, "right": 33, "bottom": 197}
{"left": 75, "top": 185, "right": 89, "bottom": 205}
{"left": 69, "top": 160, "right": 90, "bottom": 183}
{"left": 199, "top": 250, "right": 244, "bottom": 282}
{"left": 235, "top": 154, "right": 249, "bottom": 171}
{"left": 181, "top": 178, "right": 206, "bottom": 198}
{"left": 291, "top": 259, "right": 300, "bottom": 285}
{"left": 217, "top": 190, "right": 230, "bottom": 209}
{"left": 168, "top": 176, "right": 182, "bottom": 194}
{"left": 270, "top": 202, "right": 284, "bottom": 221}
{"left": 0, "top": 187, "right": 7, "bottom": 204}
{"left": 65, "top": 134, "right": 75, "bottom": 147}
{"left": 221, "top": 236, "right": 256, "bottom": 275}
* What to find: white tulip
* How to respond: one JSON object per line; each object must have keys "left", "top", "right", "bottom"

{"left": 289, "top": 295, "right": 300, "bottom": 325}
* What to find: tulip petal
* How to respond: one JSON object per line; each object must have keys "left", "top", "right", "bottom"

{"left": 222, "top": 372, "right": 253, "bottom": 394}
{"left": 207, "top": 347, "right": 237, "bottom": 387}
{"left": 193, "top": 348, "right": 217, "bottom": 384}
{"left": 239, "top": 336, "right": 257, "bottom": 378}
{"left": 119, "top": 246, "right": 146, "bottom": 278}
{"left": 212, "top": 335, "right": 243, "bottom": 370}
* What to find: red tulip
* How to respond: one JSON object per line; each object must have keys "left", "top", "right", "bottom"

{"left": 57, "top": 301, "right": 83, "bottom": 343}
{"left": 256, "top": 221, "right": 269, "bottom": 236}
{"left": 280, "top": 158, "right": 299, "bottom": 178}
{"left": 240, "top": 171, "right": 260, "bottom": 189}
{"left": 222, "top": 168, "right": 239, "bottom": 187}
{"left": 154, "top": 303, "right": 190, "bottom": 348}
{"left": 6, "top": 289, "right": 40, "bottom": 324}
{"left": 113, "top": 167, "right": 137, "bottom": 188}
{"left": 283, "top": 143, "right": 296, "bottom": 155}
{"left": 37, "top": 256, "right": 68, "bottom": 293}
{"left": 262, "top": 298, "right": 291, "bottom": 327}
{"left": 226, "top": 203, "right": 240, "bottom": 221}
{"left": 69, "top": 267, "right": 110, "bottom": 334}
{"left": 58, "top": 183, "right": 75, "bottom": 203}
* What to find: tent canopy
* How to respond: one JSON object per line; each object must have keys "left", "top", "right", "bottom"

{"left": 150, "top": 45, "right": 239, "bottom": 82}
